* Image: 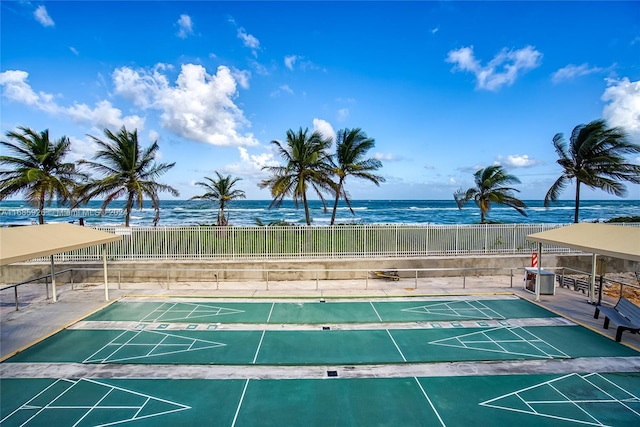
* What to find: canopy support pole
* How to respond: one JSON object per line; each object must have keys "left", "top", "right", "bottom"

{"left": 589, "top": 253, "right": 597, "bottom": 304}
{"left": 535, "top": 243, "right": 542, "bottom": 302}
{"left": 50, "top": 255, "right": 57, "bottom": 303}
{"left": 103, "top": 244, "right": 109, "bottom": 301}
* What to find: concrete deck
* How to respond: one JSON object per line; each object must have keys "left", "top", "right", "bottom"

{"left": 2, "top": 276, "right": 640, "bottom": 360}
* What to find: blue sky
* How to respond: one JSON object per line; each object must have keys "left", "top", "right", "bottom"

{"left": 1, "top": 1, "right": 639, "bottom": 201}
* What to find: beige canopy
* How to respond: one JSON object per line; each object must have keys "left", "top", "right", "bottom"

{"left": 0, "top": 223, "right": 121, "bottom": 301}
{"left": 527, "top": 223, "right": 640, "bottom": 262}
{"left": 0, "top": 223, "right": 121, "bottom": 265}
{"left": 526, "top": 223, "right": 640, "bottom": 301}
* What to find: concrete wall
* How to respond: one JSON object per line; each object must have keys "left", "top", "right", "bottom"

{"left": 1, "top": 254, "right": 637, "bottom": 286}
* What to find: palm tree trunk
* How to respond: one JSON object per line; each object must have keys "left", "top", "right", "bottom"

{"left": 125, "top": 193, "right": 134, "bottom": 227}
{"left": 330, "top": 183, "right": 343, "bottom": 226}
{"left": 302, "top": 191, "right": 311, "bottom": 225}
{"left": 574, "top": 181, "right": 581, "bottom": 223}
{"left": 38, "top": 192, "right": 45, "bottom": 225}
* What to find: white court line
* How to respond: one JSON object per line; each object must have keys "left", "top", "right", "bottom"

{"left": 22, "top": 376, "right": 78, "bottom": 426}
{"left": 72, "top": 387, "right": 113, "bottom": 427}
{"left": 509, "top": 327, "right": 570, "bottom": 358}
{"left": 479, "top": 373, "right": 633, "bottom": 426}
{"left": 231, "top": 379, "right": 250, "bottom": 427}
{"left": 0, "top": 379, "right": 74, "bottom": 424}
{"left": 370, "top": 302, "right": 383, "bottom": 322}
{"left": 141, "top": 302, "right": 176, "bottom": 323}
{"left": 147, "top": 334, "right": 169, "bottom": 357}
{"left": 473, "top": 300, "right": 505, "bottom": 319}
{"left": 583, "top": 374, "right": 640, "bottom": 417}
{"left": 386, "top": 330, "right": 406, "bottom": 362}
{"left": 547, "top": 382, "right": 601, "bottom": 425}
{"left": 267, "top": 303, "right": 275, "bottom": 323}
{"left": 84, "top": 330, "right": 139, "bottom": 364}
{"left": 253, "top": 330, "right": 266, "bottom": 364}
{"left": 414, "top": 377, "right": 446, "bottom": 427}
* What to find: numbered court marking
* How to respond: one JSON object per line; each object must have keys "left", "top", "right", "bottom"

{"left": 429, "top": 326, "right": 570, "bottom": 359}
{"left": 402, "top": 300, "right": 504, "bottom": 320}
{"left": 480, "top": 373, "right": 640, "bottom": 426}
{"left": 84, "top": 329, "right": 226, "bottom": 363}
{"left": 140, "top": 302, "right": 245, "bottom": 323}
{"left": 0, "top": 378, "right": 190, "bottom": 426}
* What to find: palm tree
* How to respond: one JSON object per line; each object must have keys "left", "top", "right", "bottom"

{"left": 78, "top": 126, "right": 179, "bottom": 227}
{"left": 329, "top": 128, "right": 385, "bottom": 225}
{"left": 259, "top": 127, "right": 334, "bottom": 225}
{"left": 0, "top": 126, "right": 83, "bottom": 224}
{"left": 545, "top": 119, "right": 640, "bottom": 223}
{"left": 190, "top": 171, "right": 246, "bottom": 226}
{"left": 454, "top": 165, "right": 527, "bottom": 223}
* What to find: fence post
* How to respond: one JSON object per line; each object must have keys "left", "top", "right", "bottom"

{"left": 14, "top": 287, "right": 19, "bottom": 311}
{"left": 415, "top": 270, "right": 418, "bottom": 289}
{"left": 266, "top": 270, "right": 269, "bottom": 291}
{"left": 462, "top": 271, "right": 466, "bottom": 289}
{"left": 45, "top": 277, "right": 50, "bottom": 300}
{"left": 315, "top": 270, "right": 319, "bottom": 290}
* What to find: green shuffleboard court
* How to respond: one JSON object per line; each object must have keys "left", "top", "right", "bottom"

{"left": 8, "top": 324, "right": 639, "bottom": 365}
{"left": 84, "top": 297, "right": 557, "bottom": 324}
{"left": 2, "top": 373, "right": 639, "bottom": 426}
{"left": 2, "top": 296, "right": 639, "bottom": 426}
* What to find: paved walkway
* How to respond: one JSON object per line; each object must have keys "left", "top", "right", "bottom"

{"left": 2, "top": 276, "right": 639, "bottom": 360}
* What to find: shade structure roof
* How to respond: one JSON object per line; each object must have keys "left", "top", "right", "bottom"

{"left": 0, "top": 223, "right": 121, "bottom": 266}
{"left": 526, "top": 223, "right": 640, "bottom": 262}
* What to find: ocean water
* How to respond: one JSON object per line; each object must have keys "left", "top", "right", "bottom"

{"left": 1, "top": 199, "right": 639, "bottom": 227}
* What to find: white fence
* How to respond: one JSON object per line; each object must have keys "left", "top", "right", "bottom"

{"left": 42, "top": 223, "right": 628, "bottom": 262}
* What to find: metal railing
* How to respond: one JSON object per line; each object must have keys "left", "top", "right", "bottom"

{"left": 28, "top": 223, "right": 639, "bottom": 262}
{"left": 0, "top": 269, "right": 72, "bottom": 311}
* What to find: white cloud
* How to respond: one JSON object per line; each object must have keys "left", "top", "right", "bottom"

{"left": 237, "top": 27, "right": 260, "bottom": 56}
{"left": 337, "top": 108, "right": 349, "bottom": 121}
{"left": 0, "top": 70, "right": 43, "bottom": 106}
{"left": 231, "top": 68, "right": 251, "bottom": 89}
{"left": 284, "top": 55, "right": 298, "bottom": 70}
{"left": 374, "top": 152, "right": 399, "bottom": 162}
{"left": 34, "top": 5, "right": 54, "bottom": 27}
{"left": 176, "top": 14, "right": 194, "bottom": 39}
{"left": 498, "top": 154, "right": 539, "bottom": 168}
{"left": 69, "top": 47, "right": 79, "bottom": 56}
{"left": 113, "top": 63, "right": 258, "bottom": 146}
{"left": 601, "top": 77, "right": 640, "bottom": 141}
{"left": 65, "top": 100, "right": 145, "bottom": 131}
{"left": 552, "top": 63, "right": 603, "bottom": 83}
{"left": 270, "top": 84, "right": 294, "bottom": 98}
{"left": 312, "top": 118, "right": 336, "bottom": 142}
{"left": 0, "top": 69, "right": 142, "bottom": 131}
{"left": 224, "top": 146, "right": 277, "bottom": 180}
{"left": 148, "top": 130, "right": 161, "bottom": 143}
{"left": 446, "top": 45, "right": 542, "bottom": 91}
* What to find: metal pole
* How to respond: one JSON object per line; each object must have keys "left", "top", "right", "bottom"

{"left": 102, "top": 244, "right": 109, "bottom": 301}
{"left": 50, "top": 255, "right": 57, "bottom": 303}
{"left": 535, "top": 243, "right": 542, "bottom": 302}
{"left": 14, "top": 286, "right": 19, "bottom": 311}
{"left": 589, "top": 253, "right": 597, "bottom": 304}
{"left": 315, "top": 270, "right": 319, "bottom": 290}
{"left": 415, "top": 270, "right": 418, "bottom": 289}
